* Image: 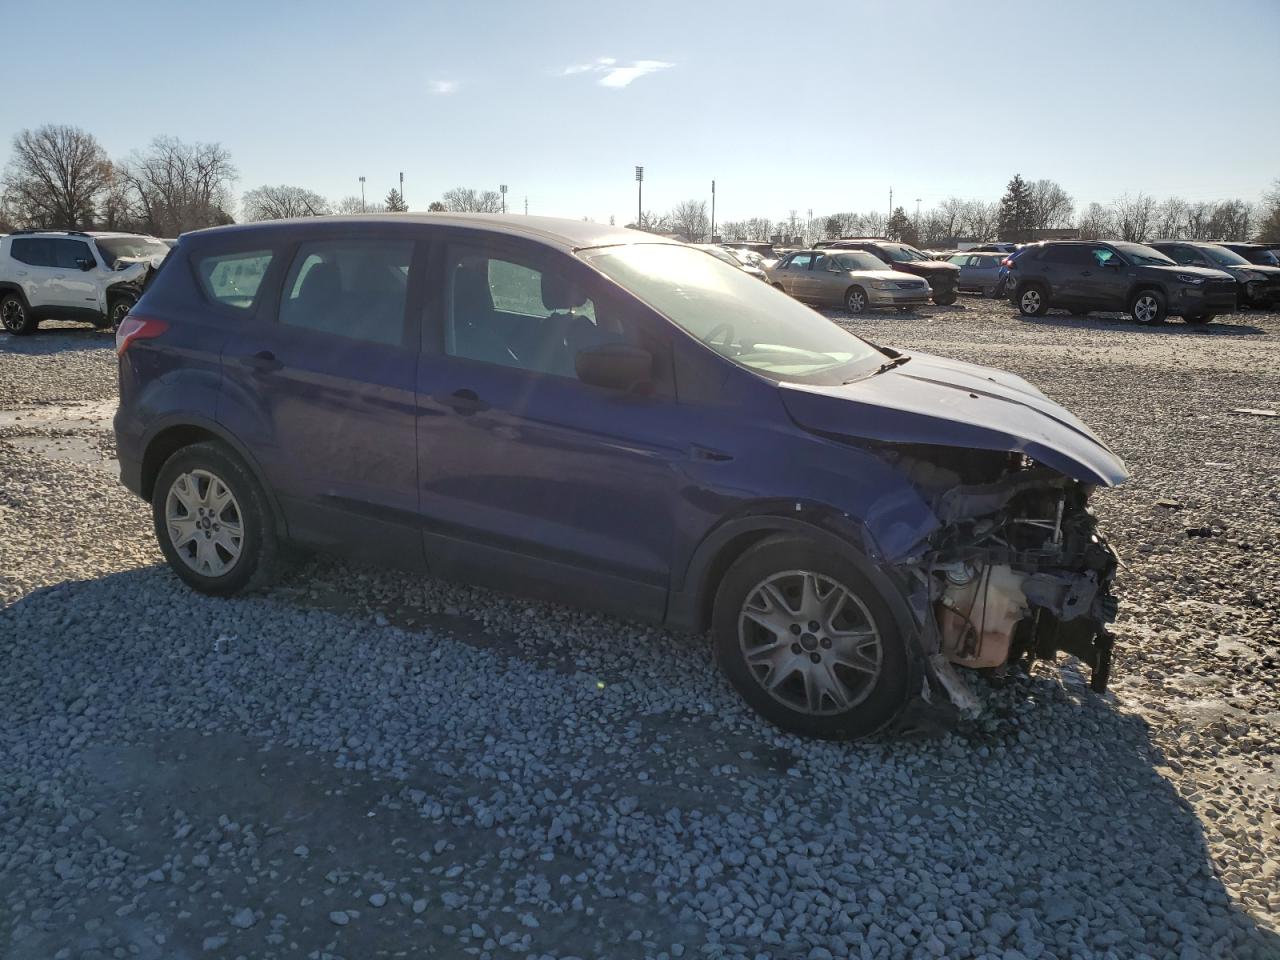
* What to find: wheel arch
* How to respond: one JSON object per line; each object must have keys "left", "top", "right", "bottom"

{"left": 140, "top": 418, "right": 289, "bottom": 538}
{"left": 666, "top": 509, "right": 919, "bottom": 650}
{"left": 0, "top": 282, "right": 30, "bottom": 306}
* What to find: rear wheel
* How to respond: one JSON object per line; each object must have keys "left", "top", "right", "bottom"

{"left": 1129, "top": 289, "right": 1167, "bottom": 324}
{"left": 844, "top": 286, "right": 868, "bottom": 314}
{"left": 1017, "top": 285, "right": 1050, "bottom": 317}
{"left": 712, "top": 537, "right": 909, "bottom": 740}
{"left": 152, "top": 442, "right": 281, "bottom": 596}
{"left": 1, "top": 293, "right": 37, "bottom": 335}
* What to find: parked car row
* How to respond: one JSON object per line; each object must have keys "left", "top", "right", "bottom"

{"left": 0, "top": 229, "right": 171, "bottom": 335}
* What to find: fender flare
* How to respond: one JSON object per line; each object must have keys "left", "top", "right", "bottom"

{"left": 139, "top": 413, "right": 291, "bottom": 539}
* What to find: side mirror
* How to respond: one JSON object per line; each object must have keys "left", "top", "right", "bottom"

{"left": 1102, "top": 259, "right": 1122, "bottom": 269}
{"left": 575, "top": 342, "right": 652, "bottom": 392}
{"left": 76, "top": 258, "right": 95, "bottom": 271}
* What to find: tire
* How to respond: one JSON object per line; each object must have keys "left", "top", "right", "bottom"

{"left": 712, "top": 536, "right": 910, "bottom": 740}
{"left": 1129, "top": 289, "right": 1167, "bottom": 324}
{"left": 104, "top": 298, "right": 134, "bottom": 331}
{"left": 1017, "top": 284, "right": 1050, "bottom": 317}
{"left": 1, "top": 293, "right": 37, "bottom": 335}
{"left": 933, "top": 290, "right": 958, "bottom": 306}
{"left": 844, "top": 286, "right": 868, "bottom": 315}
{"left": 152, "top": 442, "right": 281, "bottom": 596}
{"left": 772, "top": 283, "right": 785, "bottom": 292}
{"left": 1183, "top": 313, "right": 1213, "bottom": 324}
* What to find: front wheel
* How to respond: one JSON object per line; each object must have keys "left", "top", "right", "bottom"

{"left": 712, "top": 537, "right": 909, "bottom": 740}
{"left": 844, "top": 286, "right": 868, "bottom": 314}
{"left": 932, "top": 290, "right": 958, "bottom": 306}
{"left": 1, "top": 293, "right": 37, "bottom": 335}
{"left": 1129, "top": 289, "right": 1167, "bottom": 324}
{"left": 152, "top": 442, "right": 281, "bottom": 596}
{"left": 105, "top": 298, "right": 134, "bottom": 331}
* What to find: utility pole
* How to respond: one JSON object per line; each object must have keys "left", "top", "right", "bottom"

{"left": 524, "top": 196, "right": 528, "bottom": 215}
{"left": 710, "top": 179, "right": 716, "bottom": 240}
{"left": 635, "top": 166, "right": 644, "bottom": 227}
{"left": 400, "top": 171, "right": 405, "bottom": 208}
{"left": 359, "top": 176, "right": 366, "bottom": 212}
{"left": 915, "top": 197, "right": 921, "bottom": 230}
{"left": 500, "top": 184, "right": 507, "bottom": 214}
{"left": 888, "top": 187, "right": 893, "bottom": 235}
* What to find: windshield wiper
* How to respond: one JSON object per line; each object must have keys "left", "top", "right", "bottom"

{"left": 845, "top": 354, "right": 910, "bottom": 383}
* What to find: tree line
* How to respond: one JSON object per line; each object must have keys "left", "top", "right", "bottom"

{"left": 3, "top": 124, "right": 1278, "bottom": 247}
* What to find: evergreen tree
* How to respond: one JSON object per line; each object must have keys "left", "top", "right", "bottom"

{"left": 886, "top": 206, "right": 911, "bottom": 242}
{"left": 997, "top": 174, "right": 1032, "bottom": 241}
{"left": 384, "top": 188, "right": 408, "bottom": 212}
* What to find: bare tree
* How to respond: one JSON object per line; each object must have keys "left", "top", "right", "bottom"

{"left": 118, "top": 136, "right": 237, "bottom": 235}
{"left": 242, "top": 184, "right": 330, "bottom": 220}
{"left": 668, "top": 199, "right": 709, "bottom": 242}
{"left": 1257, "top": 180, "right": 1280, "bottom": 244}
{"left": 427, "top": 200, "right": 447, "bottom": 213}
{"left": 1026, "top": 179, "right": 1074, "bottom": 231}
{"left": 439, "top": 187, "right": 503, "bottom": 213}
{"left": 332, "top": 194, "right": 385, "bottom": 214}
{"left": 1, "top": 124, "right": 112, "bottom": 229}
{"left": 1112, "top": 193, "right": 1156, "bottom": 241}
{"left": 1205, "top": 199, "right": 1253, "bottom": 240}
{"left": 1076, "top": 202, "right": 1117, "bottom": 240}
{"left": 960, "top": 201, "right": 999, "bottom": 241}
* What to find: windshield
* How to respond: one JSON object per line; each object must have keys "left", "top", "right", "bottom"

{"left": 1201, "top": 245, "right": 1249, "bottom": 267}
{"left": 833, "top": 252, "right": 889, "bottom": 271}
{"left": 585, "top": 244, "right": 883, "bottom": 383}
{"left": 879, "top": 244, "right": 928, "bottom": 263}
{"left": 1112, "top": 242, "right": 1175, "bottom": 266}
{"left": 95, "top": 236, "right": 171, "bottom": 264}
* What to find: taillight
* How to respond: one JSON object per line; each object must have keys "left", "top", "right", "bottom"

{"left": 1001, "top": 258, "right": 1014, "bottom": 268}
{"left": 115, "top": 315, "right": 168, "bottom": 356}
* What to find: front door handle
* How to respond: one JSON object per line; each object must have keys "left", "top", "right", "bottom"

{"left": 440, "top": 388, "right": 488, "bottom": 415}
{"left": 246, "top": 350, "right": 283, "bottom": 373}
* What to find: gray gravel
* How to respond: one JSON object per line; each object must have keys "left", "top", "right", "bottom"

{"left": 2, "top": 311, "right": 1278, "bottom": 959}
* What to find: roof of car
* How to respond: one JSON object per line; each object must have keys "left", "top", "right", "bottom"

{"left": 7, "top": 229, "right": 161, "bottom": 239}
{"left": 186, "top": 213, "right": 664, "bottom": 252}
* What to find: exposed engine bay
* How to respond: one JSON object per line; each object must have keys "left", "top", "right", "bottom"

{"left": 887, "top": 446, "right": 1120, "bottom": 706}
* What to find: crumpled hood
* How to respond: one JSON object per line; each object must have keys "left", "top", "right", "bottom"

{"left": 779, "top": 351, "right": 1129, "bottom": 486}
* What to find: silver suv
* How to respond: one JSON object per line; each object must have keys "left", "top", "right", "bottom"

{"left": 0, "top": 230, "right": 170, "bottom": 335}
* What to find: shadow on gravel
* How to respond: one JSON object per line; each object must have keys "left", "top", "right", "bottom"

{"left": 3, "top": 566, "right": 1279, "bottom": 958}
{"left": 1016, "top": 312, "right": 1269, "bottom": 336}
{"left": 0, "top": 326, "right": 113, "bottom": 355}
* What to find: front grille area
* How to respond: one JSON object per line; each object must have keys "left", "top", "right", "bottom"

{"left": 896, "top": 281, "right": 927, "bottom": 290}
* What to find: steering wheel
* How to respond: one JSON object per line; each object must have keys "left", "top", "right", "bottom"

{"left": 703, "top": 323, "right": 736, "bottom": 348}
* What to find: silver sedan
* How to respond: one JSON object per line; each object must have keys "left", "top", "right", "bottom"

{"left": 766, "top": 249, "right": 931, "bottom": 313}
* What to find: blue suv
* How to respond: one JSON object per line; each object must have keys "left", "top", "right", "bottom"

{"left": 115, "top": 214, "right": 1127, "bottom": 739}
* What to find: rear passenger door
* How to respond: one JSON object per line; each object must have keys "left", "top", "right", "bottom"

{"left": 779, "top": 252, "right": 815, "bottom": 298}
{"left": 217, "top": 228, "right": 425, "bottom": 562}
{"left": 7, "top": 238, "right": 61, "bottom": 311}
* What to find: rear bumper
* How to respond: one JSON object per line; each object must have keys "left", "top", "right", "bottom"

{"left": 112, "top": 402, "right": 146, "bottom": 498}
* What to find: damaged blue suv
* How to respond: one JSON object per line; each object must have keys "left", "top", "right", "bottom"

{"left": 114, "top": 214, "right": 1127, "bottom": 739}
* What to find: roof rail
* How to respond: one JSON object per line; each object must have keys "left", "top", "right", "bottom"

{"left": 9, "top": 228, "right": 92, "bottom": 237}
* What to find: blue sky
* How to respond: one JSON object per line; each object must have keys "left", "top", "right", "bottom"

{"left": 3, "top": 0, "right": 1278, "bottom": 223}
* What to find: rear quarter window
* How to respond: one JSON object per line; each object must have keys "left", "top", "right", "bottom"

{"left": 193, "top": 249, "right": 274, "bottom": 311}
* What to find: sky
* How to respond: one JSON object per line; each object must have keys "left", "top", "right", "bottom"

{"left": 2, "top": 0, "right": 1278, "bottom": 225}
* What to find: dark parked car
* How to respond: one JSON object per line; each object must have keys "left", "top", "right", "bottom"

{"left": 1214, "top": 242, "right": 1280, "bottom": 268}
{"left": 115, "top": 214, "right": 1126, "bottom": 739}
{"left": 820, "top": 239, "right": 960, "bottom": 304}
{"left": 1007, "top": 240, "right": 1237, "bottom": 323}
{"left": 1149, "top": 240, "right": 1280, "bottom": 308}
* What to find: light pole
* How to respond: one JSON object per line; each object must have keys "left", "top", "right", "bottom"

{"left": 500, "top": 184, "right": 507, "bottom": 214}
{"left": 915, "top": 197, "right": 922, "bottom": 233}
{"left": 400, "top": 171, "right": 405, "bottom": 208}
{"left": 359, "top": 176, "right": 366, "bottom": 213}
{"left": 710, "top": 179, "right": 716, "bottom": 240}
{"left": 635, "top": 166, "right": 644, "bottom": 227}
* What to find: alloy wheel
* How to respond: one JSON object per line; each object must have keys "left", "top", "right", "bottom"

{"left": 1, "top": 299, "right": 24, "bottom": 332}
{"left": 110, "top": 302, "right": 131, "bottom": 329}
{"left": 1020, "top": 289, "right": 1041, "bottom": 313}
{"left": 737, "top": 570, "right": 883, "bottom": 715}
{"left": 165, "top": 469, "right": 244, "bottom": 577}
{"left": 846, "top": 289, "right": 866, "bottom": 314}
{"left": 1133, "top": 295, "right": 1159, "bottom": 323}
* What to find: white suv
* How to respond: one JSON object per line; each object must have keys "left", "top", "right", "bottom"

{"left": 0, "top": 231, "right": 171, "bottom": 336}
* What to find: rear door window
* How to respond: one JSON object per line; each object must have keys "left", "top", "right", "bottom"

{"left": 278, "top": 238, "right": 412, "bottom": 346}
{"left": 195, "top": 249, "right": 275, "bottom": 311}
{"left": 9, "top": 238, "right": 56, "bottom": 267}
{"left": 788, "top": 253, "right": 814, "bottom": 270}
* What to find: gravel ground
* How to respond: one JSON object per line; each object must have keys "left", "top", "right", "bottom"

{"left": 1, "top": 305, "right": 1278, "bottom": 960}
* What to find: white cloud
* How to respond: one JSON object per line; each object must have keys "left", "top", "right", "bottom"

{"left": 598, "top": 60, "right": 674, "bottom": 88}
{"left": 430, "top": 80, "right": 457, "bottom": 95}
{"left": 559, "top": 57, "right": 673, "bottom": 88}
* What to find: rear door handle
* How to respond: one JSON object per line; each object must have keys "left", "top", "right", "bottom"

{"left": 440, "top": 388, "right": 488, "bottom": 415}
{"left": 246, "top": 350, "right": 283, "bottom": 373}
